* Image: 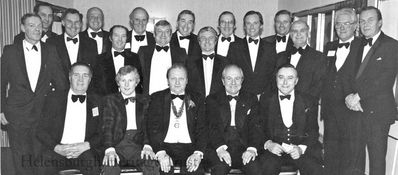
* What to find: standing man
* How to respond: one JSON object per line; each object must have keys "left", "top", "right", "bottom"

{"left": 215, "top": 11, "right": 243, "bottom": 57}
{"left": 138, "top": 20, "right": 187, "bottom": 95}
{"left": 322, "top": 8, "right": 363, "bottom": 175}
{"left": 170, "top": 10, "right": 201, "bottom": 57}
{"left": 345, "top": 6, "right": 398, "bottom": 175}
{"left": 227, "top": 11, "right": 276, "bottom": 99}
{"left": 47, "top": 8, "right": 98, "bottom": 77}
{"left": 146, "top": 64, "right": 207, "bottom": 174}
{"left": 1, "top": 13, "right": 65, "bottom": 175}
{"left": 126, "top": 7, "right": 155, "bottom": 53}
{"left": 264, "top": 10, "right": 294, "bottom": 54}
{"left": 81, "top": 7, "right": 110, "bottom": 54}
{"left": 14, "top": 2, "right": 56, "bottom": 43}
{"left": 187, "top": 26, "right": 227, "bottom": 98}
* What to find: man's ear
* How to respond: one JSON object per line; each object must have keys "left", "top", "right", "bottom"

{"left": 21, "top": 24, "right": 26, "bottom": 33}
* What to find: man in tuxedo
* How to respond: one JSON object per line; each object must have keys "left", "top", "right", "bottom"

{"left": 146, "top": 64, "right": 206, "bottom": 174}
{"left": 36, "top": 63, "right": 102, "bottom": 175}
{"left": 126, "top": 7, "right": 155, "bottom": 53}
{"left": 138, "top": 20, "right": 187, "bottom": 95}
{"left": 170, "top": 10, "right": 201, "bottom": 57}
{"left": 215, "top": 11, "right": 243, "bottom": 57}
{"left": 259, "top": 64, "right": 322, "bottom": 175}
{"left": 102, "top": 65, "right": 159, "bottom": 175}
{"left": 227, "top": 11, "right": 276, "bottom": 99}
{"left": 322, "top": 8, "right": 363, "bottom": 175}
{"left": 81, "top": 7, "right": 110, "bottom": 54}
{"left": 1, "top": 13, "right": 66, "bottom": 175}
{"left": 187, "top": 26, "right": 227, "bottom": 98}
{"left": 206, "top": 64, "right": 262, "bottom": 175}
{"left": 345, "top": 6, "right": 398, "bottom": 175}
{"left": 264, "top": 10, "right": 294, "bottom": 54}
{"left": 47, "top": 8, "right": 98, "bottom": 77}
{"left": 91, "top": 25, "right": 142, "bottom": 96}
{"left": 14, "top": 2, "right": 57, "bottom": 43}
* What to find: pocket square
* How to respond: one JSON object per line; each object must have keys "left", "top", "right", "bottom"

{"left": 376, "top": 57, "right": 382, "bottom": 61}
{"left": 247, "top": 109, "right": 251, "bottom": 115}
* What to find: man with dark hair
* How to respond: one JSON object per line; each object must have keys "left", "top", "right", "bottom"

{"left": 345, "top": 6, "right": 398, "bottom": 175}
{"left": 264, "top": 10, "right": 294, "bottom": 54}
{"left": 227, "top": 10, "right": 276, "bottom": 99}
{"left": 91, "top": 25, "right": 142, "bottom": 96}
{"left": 14, "top": 2, "right": 56, "bottom": 43}
{"left": 127, "top": 7, "right": 155, "bottom": 53}
{"left": 47, "top": 8, "right": 98, "bottom": 78}
{"left": 138, "top": 20, "right": 187, "bottom": 95}
{"left": 170, "top": 10, "right": 201, "bottom": 57}
{"left": 215, "top": 11, "right": 243, "bottom": 57}
{"left": 81, "top": 7, "right": 110, "bottom": 54}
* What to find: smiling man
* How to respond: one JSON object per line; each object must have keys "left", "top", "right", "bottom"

{"left": 81, "top": 7, "right": 110, "bottom": 54}
{"left": 126, "top": 7, "right": 155, "bottom": 53}
{"left": 264, "top": 10, "right": 294, "bottom": 54}
{"left": 215, "top": 11, "right": 243, "bottom": 57}
{"left": 170, "top": 10, "right": 201, "bottom": 57}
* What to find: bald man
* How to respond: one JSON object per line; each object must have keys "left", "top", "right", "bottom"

{"left": 81, "top": 7, "right": 110, "bottom": 54}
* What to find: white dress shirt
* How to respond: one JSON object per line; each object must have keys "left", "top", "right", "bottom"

{"left": 247, "top": 36, "right": 260, "bottom": 71}
{"left": 164, "top": 96, "right": 192, "bottom": 143}
{"left": 130, "top": 30, "right": 148, "bottom": 53}
{"left": 149, "top": 44, "right": 172, "bottom": 94}
{"left": 112, "top": 48, "right": 125, "bottom": 74}
{"left": 64, "top": 34, "right": 79, "bottom": 64}
{"left": 23, "top": 40, "right": 41, "bottom": 92}
{"left": 335, "top": 37, "right": 354, "bottom": 71}
{"left": 290, "top": 45, "right": 307, "bottom": 67}
{"left": 177, "top": 31, "right": 190, "bottom": 54}
{"left": 202, "top": 51, "right": 215, "bottom": 97}
{"left": 276, "top": 33, "right": 289, "bottom": 54}
{"left": 61, "top": 90, "right": 87, "bottom": 144}
{"left": 217, "top": 34, "right": 235, "bottom": 57}
{"left": 362, "top": 31, "right": 381, "bottom": 62}
{"left": 87, "top": 28, "right": 103, "bottom": 54}
{"left": 122, "top": 92, "right": 137, "bottom": 130}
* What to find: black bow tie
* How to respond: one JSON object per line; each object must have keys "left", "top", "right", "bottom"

{"left": 276, "top": 35, "right": 286, "bottom": 42}
{"left": 134, "top": 35, "right": 145, "bottom": 41}
{"left": 114, "top": 51, "right": 126, "bottom": 57}
{"left": 71, "top": 94, "right": 86, "bottom": 103}
{"left": 202, "top": 53, "right": 215, "bottom": 60}
{"left": 67, "top": 37, "right": 78, "bottom": 44}
{"left": 124, "top": 97, "right": 136, "bottom": 105}
{"left": 227, "top": 95, "right": 239, "bottom": 101}
{"left": 179, "top": 35, "right": 191, "bottom": 40}
{"left": 338, "top": 42, "right": 350, "bottom": 49}
{"left": 155, "top": 45, "right": 169, "bottom": 52}
{"left": 363, "top": 38, "right": 373, "bottom": 46}
{"left": 32, "top": 45, "right": 38, "bottom": 51}
{"left": 280, "top": 94, "right": 291, "bottom": 100}
{"left": 171, "top": 94, "right": 185, "bottom": 100}
{"left": 221, "top": 37, "right": 231, "bottom": 42}
{"left": 291, "top": 47, "right": 304, "bottom": 55}
{"left": 248, "top": 38, "right": 259, "bottom": 44}
{"left": 90, "top": 31, "right": 103, "bottom": 38}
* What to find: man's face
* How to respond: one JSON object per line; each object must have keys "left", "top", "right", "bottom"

{"left": 69, "top": 65, "right": 91, "bottom": 94}
{"left": 276, "top": 67, "right": 298, "bottom": 95}
{"left": 222, "top": 67, "right": 243, "bottom": 95}
{"left": 168, "top": 68, "right": 188, "bottom": 95}
{"left": 110, "top": 27, "right": 127, "bottom": 51}
{"left": 62, "top": 13, "right": 82, "bottom": 38}
{"left": 37, "top": 6, "right": 53, "bottom": 31}
{"left": 244, "top": 14, "right": 263, "bottom": 38}
{"left": 87, "top": 8, "right": 104, "bottom": 31}
{"left": 118, "top": 72, "right": 138, "bottom": 96}
{"left": 335, "top": 14, "right": 357, "bottom": 41}
{"left": 290, "top": 22, "right": 308, "bottom": 47}
{"left": 130, "top": 9, "right": 148, "bottom": 35}
{"left": 198, "top": 31, "right": 217, "bottom": 53}
{"left": 359, "top": 9, "right": 382, "bottom": 39}
{"left": 218, "top": 14, "right": 235, "bottom": 37}
{"left": 21, "top": 16, "right": 42, "bottom": 44}
{"left": 155, "top": 25, "right": 172, "bottom": 46}
{"left": 177, "top": 14, "right": 194, "bottom": 36}
{"left": 275, "top": 14, "right": 291, "bottom": 36}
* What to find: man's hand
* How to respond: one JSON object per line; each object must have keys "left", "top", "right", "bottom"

{"left": 54, "top": 144, "right": 73, "bottom": 157}
{"left": 216, "top": 147, "right": 231, "bottom": 166}
{"left": 264, "top": 141, "right": 285, "bottom": 156}
{"left": 1, "top": 113, "right": 8, "bottom": 125}
{"left": 67, "top": 142, "right": 90, "bottom": 159}
{"left": 157, "top": 152, "right": 173, "bottom": 173}
{"left": 242, "top": 150, "right": 256, "bottom": 165}
{"left": 103, "top": 148, "right": 120, "bottom": 166}
{"left": 286, "top": 145, "right": 303, "bottom": 160}
{"left": 141, "top": 145, "right": 156, "bottom": 160}
{"left": 186, "top": 153, "right": 202, "bottom": 172}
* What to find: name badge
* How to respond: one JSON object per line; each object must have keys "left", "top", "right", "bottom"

{"left": 92, "top": 107, "right": 99, "bottom": 117}
{"left": 327, "top": 50, "right": 336, "bottom": 57}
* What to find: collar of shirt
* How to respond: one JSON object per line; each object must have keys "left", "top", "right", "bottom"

{"left": 276, "top": 33, "right": 289, "bottom": 43}
{"left": 366, "top": 31, "right": 381, "bottom": 45}
{"left": 132, "top": 29, "right": 147, "bottom": 37}
{"left": 177, "top": 31, "right": 191, "bottom": 40}
{"left": 87, "top": 28, "right": 102, "bottom": 38}
{"left": 23, "top": 39, "right": 41, "bottom": 52}
{"left": 246, "top": 36, "right": 260, "bottom": 43}
{"left": 64, "top": 33, "right": 79, "bottom": 42}
{"left": 278, "top": 90, "right": 295, "bottom": 102}
{"left": 226, "top": 92, "right": 239, "bottom": 97}
{"left": 202, "top": 51, "right": 215, "bottom": 56}
{"left": 112, "top": 48, "right": 125, "bottom": 58}
{"left": 121, "top": 91, "right": 136, "bottom": 99}
{"left": 219, "top": 34, "right": 235, "bottom": 42}
{"left": 68, "top": 89, "right": 87, "bottom": 101}
{"left": 339, "top": 36, "right": 354, "bottom": 44}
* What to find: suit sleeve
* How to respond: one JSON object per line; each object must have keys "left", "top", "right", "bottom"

{"left": 192, "top": 96, "right": 207, "bottom": 153}
{"left": 146, "top": 94, "right": 165, "bottom": 153}
{"left": 86, "top": 95, "right": 103, "bottom": 149}
{"left": 47, "top": 45, "right": 69, "bottom": 91}
{"left": 303, "top": 97, "right": 320, "bottom": 147}
{"left": 246, "top": 97, "right": 263, "bottom": 150}
{"left": 102, "top": 96, "right": 116, "bottom": 148}
{"left": 1, "top": 46, "right": 11, "bottom": 113}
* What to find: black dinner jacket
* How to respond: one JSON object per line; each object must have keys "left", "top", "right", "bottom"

{"left": 127, "top": 31, "right": 156, "bottom": 50}
{"left": 146, "top": 89, "right": 207, "bottom": 153}
{"left": 90, "top": 49, "right": 142, "bottom": 96}
{"left": 227, "top": 37, "right": 277, "bottom": 96}
{"left": 81, "top": 29, "right": 111, "bottom": 54}
{"left": 207, "top": 90, "right": 261, "bottom": 150}
{"left": 36, "top": 90, "right": 102, "bottom": 151}
{"left": 13, "top": 31, "right": 57, "bottom": 43}
{"left": 187, "top": 54, "right": 227, "bottom": 98}
{"left": 1, "top": 41, "right": 67, "bottom": 127}
{"left": 138, "top": 44, "right": 187, "bottom": 95}
{"left": 46, "top": 33, "right": 98, "bottom": 77}
{"left": 170, "top": 31, "right": 201, "bottom": 57}
{"left": 263, "top": 34, "right": 294, "bottom": 54}
{"left": 102, "top": 93, "right": 150, "bottom": 150}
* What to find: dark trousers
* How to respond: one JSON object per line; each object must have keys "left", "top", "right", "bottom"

{"left": 160, "top": 143, "right": 204, "bottom": 175}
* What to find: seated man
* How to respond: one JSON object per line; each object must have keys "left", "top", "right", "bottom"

{"left": 258, "top": 64, "right": 322, "bottom": 175}
{"left": 146, "top": 64, "right": 207, "bottom": 174}
{"left": 36, "top": 62, "right": 102, "bottom": 175}
{"left": 206, "top": 64, "right": 262, "bottom": 175}
{"left": 101, "top": 65, "right": 158, "bottom": 175}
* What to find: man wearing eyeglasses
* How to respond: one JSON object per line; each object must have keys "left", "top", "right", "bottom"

{"left": 215, "top": 11, "right": 243, "bottom": 57}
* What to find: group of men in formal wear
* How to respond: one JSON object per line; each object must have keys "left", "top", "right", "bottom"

{"left": 1, "top": 2, "right": 397, "bottom": 175}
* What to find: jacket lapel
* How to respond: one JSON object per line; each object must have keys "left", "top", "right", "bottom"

{"left": 163, "top": 90, "right": 171, "bottom": 137}
{"left": 356, "top": 33, "right": 383, "bottom": 79}
{"left": 136, "top": 94, "right": 144, "bottom": 130}
{"left": 195, "top": 58, "right": 205, "bottom": 94}
{"left": 254, "top": 40, "right": 265, "bottom": 71}
{"left": 15, "top": 41, "right": 32, "bottom": 92}
{"left": 35, "top": 41, "right": 48, "bottom": 92}
{"left": 242, "top": 39, "right": 253, "bottom": 71}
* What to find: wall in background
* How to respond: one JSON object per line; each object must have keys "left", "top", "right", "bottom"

{"left": 278, "top": 0, "right": 341, "bottom": 12}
